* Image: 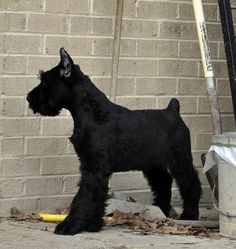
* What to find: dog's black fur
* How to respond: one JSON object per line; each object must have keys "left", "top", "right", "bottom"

{"left": 27, "top": 48, "right": 202, "bottom": 235}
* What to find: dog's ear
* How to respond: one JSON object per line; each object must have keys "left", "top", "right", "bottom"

{"left": 59, "top": 47, "right": 74, "bottom": 78}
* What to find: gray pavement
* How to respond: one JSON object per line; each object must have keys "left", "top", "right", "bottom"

{"left": 0, "top": 219, "right": 235, "bottom": 249}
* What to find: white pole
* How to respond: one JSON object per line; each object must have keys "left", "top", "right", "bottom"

{"left": 192, "top": 0, "right": 222, "bottom": 135}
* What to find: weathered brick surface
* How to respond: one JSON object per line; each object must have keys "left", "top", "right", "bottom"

{"left": 93, "top": 0, "right": 117, "bottom": 16}
{"left": 46, "top": 0, "right": 89, "bottom": 14}
{"left": 116, "top": 97, "right": 156, "bottom": 110}
{"left": 0, "top": 56, "right": 4, "bottom": 74}
{"left": 41, "top": 117, "right": 73, "bottom": 136}
{"left": 217, "top": 79, "right": 231, "bottom": 96}
{"left": 38, "top": 196, "right": 73, "bottom": 213}
{"left": 137, "top": 40, "right": 178, "bottom": 58}
{"left": 117, "top": 78, "right": 136, "bottom": 96}
{"left": 63, "top": 175, "right": 79, "bottom": 194}
{"left": 195, "top": 133, "right": 213, "bottom": 151}
{"left": 40, "top": 156, "right": 79, "bottom": 175}
{"left": 136, "top": 78, "right": 177, "bottom": 96}
{"left": 92, "top": 77, "right": 136, "bottom": 97}
{"left": 219, "top": 42, "right": 226, "bottom": 59}
{"left": 119, "top": 59, "right": 158, "bottom": 76}
{"left": 2, "top": 137, "right": 24, "bottom": 157}
{"left": 183, "top": 116, "right": 213, "bottom": 133}
{"left": 0, "top": 178, "right": 24, "bottom": 198}
{"left": 2, "top": 97, "right": 25, "bottom": 116}
{"left": 1, "top": 158, "right": 40, "bottom": 177}
{"left": 27, "top": 56, "right": 58, "bottom": 74}
{"left": 28, "top": 14, "right": 70, "bottom": 34}
{"left": 198, "top": 97, "right": 211, "bottom": 114}
{"left": 2, "top": 0, "right": 44, "bottom": 11}
{"left": 178, "top": 3, "right": 217, "bottom": 22}
{"left": 3, "top": 118, "right": 40, "bottom": 136}
{"left": 137, "top": 1, "right": 178, "bottom": 19}
{"left": 178, "top": 78, "right": 206, "bottom": 95}
{"left": 199, "top": 60, "right": 228, "bottom": 78}
{"left": 221, "top": 115, "right": 235, "bottom": 131}
{"left": 26, "top": 137, "right": 68, "bottom": 156}
{"left": 198, "top": 96, "right": 233, "bottom": 114}
{"left": 159, "top": 60, "right": 198, "bottom": 77}
{"left": 24, "top": 177, "right": 63, "bottom": 196}
{"left": 74, "top": 58, "right": 112, "bottom": 76}
{"left": 5, "top": 35, "right": 42, "bottom": 54}
{"left": 93, "top": 0, "right": 136, "bottom": 17}
{"left": 159, "top": 22, "right": 197, "bottom": 40}
{"left": 0, "top": 198, "right": 38, "bottom": 217}
{"left": 178, "top": 41, "right": 218, "bottom": 59}
{"left": 45, "top": 36, "right": 92, "bottom": 56}
{"left": 2, "top": 13, "right": 26, "bottom": 32}
{"left": 122, "top": 20, "right": 158, "bottom": 38}
{"left": 0, "top": 35, "right": 4, "bottom": 53}
{"left": 93, "top": 38, "right": 136, "bottom": 56}
{"left": 207, "top": 23, "right": 223, "bottom": 41}
{"left": 110, "top": 171, "right": 149, "bottom": 191}
{"left": 2, "top": 76, "right": 37, "bottom": 96}
{"left": 70, "top": 17, "right": 113, "bottom": 35}
{"left": 3, "top": 56, "right": 26, "bottom": 74}
{"left": 0, "top": 0, "right": 235, "bottom": 216}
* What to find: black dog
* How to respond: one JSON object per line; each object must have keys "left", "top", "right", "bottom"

{"left": 27, "top": 48, "right": 202, "bottom": 235}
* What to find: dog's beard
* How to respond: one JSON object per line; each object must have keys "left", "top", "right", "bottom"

{"left": 29, "top": 102, "right": 61, "bottom": 116}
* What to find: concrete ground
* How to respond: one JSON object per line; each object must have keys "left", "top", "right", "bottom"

{"left": 0, "top": 219, "right": 235, "bottom": 249}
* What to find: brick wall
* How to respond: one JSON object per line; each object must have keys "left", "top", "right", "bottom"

{"left": 0, "top": 0, "right": 235, "bottom": 216}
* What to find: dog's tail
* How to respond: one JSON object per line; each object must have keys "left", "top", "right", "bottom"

{"left": 167, "top": 98, "right": 180, "bottom": 113}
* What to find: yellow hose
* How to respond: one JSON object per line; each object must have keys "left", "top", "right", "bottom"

{"left": 38, "top": 213, "right": 67, "bottom": 222}
{"left": 38, "top": 213, "right": 114, "bottom": 223}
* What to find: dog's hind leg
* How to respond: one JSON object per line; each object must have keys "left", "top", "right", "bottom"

{"left": 143, "top": 166, "right": 173, "bottom": 217}
{"left": 168, "top": 149, "right": 202, "bottom": 220}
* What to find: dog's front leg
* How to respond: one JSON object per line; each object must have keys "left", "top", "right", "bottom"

{"left": 54, "top": 170, "right": 109, "bottom": 235}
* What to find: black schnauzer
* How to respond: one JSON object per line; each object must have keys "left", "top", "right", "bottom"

{"left": 27, "top": 48, "right": 202, "bottom": 235}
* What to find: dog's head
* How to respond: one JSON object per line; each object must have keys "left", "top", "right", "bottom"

{"left": 27, "top": 48, "right": 78, "bottom": 116}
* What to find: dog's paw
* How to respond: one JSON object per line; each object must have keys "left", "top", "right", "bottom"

{"left": 85, "top": 218, "right": 104, "bottom": 232}
{"left": 54, "top": 216, "right": 82, "bottom": 235}
{"left": 180, "top": 211, "right": 199, "bottom": 220}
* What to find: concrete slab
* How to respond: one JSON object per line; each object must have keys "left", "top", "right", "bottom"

{"left": 112, "top": 187, "right": 213, "bottom": 206}
{"left": 107, "top": 198, "right": 219, "bottom": 221}
{"left": 106, "top": 199, "right": 166, "bottom": 220}
{"left": 0, "top": 219, "right": 235, "bottom": 249}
